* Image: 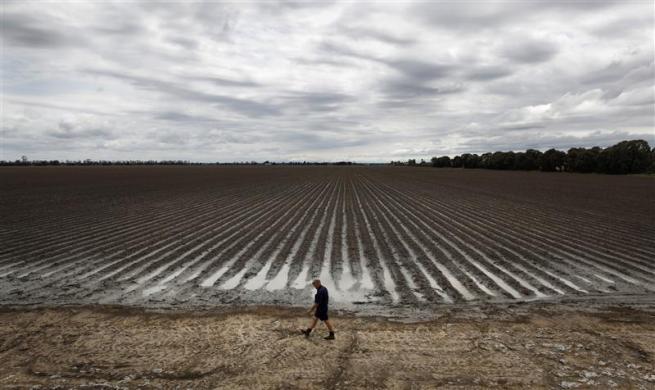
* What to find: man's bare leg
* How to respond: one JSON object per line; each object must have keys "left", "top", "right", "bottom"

{"left": 308, "top": 317, "right": 318, "bottom": 330}
{"left": 323, "top": 320, "right": 335, "bottom": 340}
{"left": 302, "top": 318, "right": 318, "bottom": 337}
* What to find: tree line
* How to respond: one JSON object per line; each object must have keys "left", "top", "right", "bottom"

{"left": 0, "top": 158, "right": 360, "bottom": 166}
{"left": 392, "top": 140, "right": 655, "bottom": 174}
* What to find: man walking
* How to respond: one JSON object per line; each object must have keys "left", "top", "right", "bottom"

{"left": 301, "top": 279, "right": 335, "bottom": 340}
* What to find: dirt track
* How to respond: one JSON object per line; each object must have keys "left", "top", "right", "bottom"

{"left": 1, "top": 303, "right": 654, "bottom": 389}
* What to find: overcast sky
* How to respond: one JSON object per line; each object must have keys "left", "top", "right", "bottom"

{"left": 1, "top": 1, "right": 653, "bottom": 162}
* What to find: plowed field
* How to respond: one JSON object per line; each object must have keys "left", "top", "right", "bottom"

{"left": 1, "top": 166, "right": 653, "bottom": 312}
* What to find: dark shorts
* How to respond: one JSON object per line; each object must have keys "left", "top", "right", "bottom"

{"left": 315, "top": 311, "right": 328, "bottom": 321}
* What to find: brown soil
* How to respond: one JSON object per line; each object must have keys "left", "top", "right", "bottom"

{"left": 1, "top": 166, "right": 654, "bottom": 311}
{"left": 1, "top": 303, "right": 654, "bottom": 389}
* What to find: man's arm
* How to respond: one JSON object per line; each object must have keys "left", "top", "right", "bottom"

{"left": 308, "top": 303, "right": 317, "bottom": 315}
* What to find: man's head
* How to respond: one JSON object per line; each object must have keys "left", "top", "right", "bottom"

{"left": 312, "top": 278, "right": 321, "bottom": 289}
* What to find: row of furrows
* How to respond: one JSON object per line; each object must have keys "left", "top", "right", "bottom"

{"left": 368, "top": 173, "right": 655, "bottom": 293}
{"left": 0, "top": 182, "right": 269, "bottom": 267}
{"left": 0, "top": 181, "right": 222, "bottom": 249}
{"left": 0, "top": 189, "right": 250, "bottom": 276}
{"left": 1, "top": 178, "right": 321, "bottom": 298}
{"left": 238, "top": 176, "right": 342, "bottom": 290}
{"left": 0, "top": 176, "right": 318, "bottom": 284}
{"left": 380, "top": 170, "right": 655, "bottom": 257}
{"left": 428, "top": 171, "right": 655, "bottom": 244}
{"left": 361, "top": 176, "right": 591, "bottom": 300}
{"left": 401, "top": 180, "right": 655, "bottom": 288}
{"left": 107, "top": 178, "right": 326, "bottom": 301}
{"left": 0, "top": 168, "right": 287, "bottom": 238}
{"left": 0, "top": 178, "right": 303, "bottom": 278}
{"left": 0, "top": 174, "right": 312, "bottom": 261}
{"left": 453, "top": 191, "right": 655, "bottom": 264}
{"left": 360, "top": 176, "right": 547, "bottom": 302}
{"left": 2, "top": 168, "right": 653, "bottom": 307}
{"left": 111, "top": 174, "right": 388, "bottom": 304}
{"left": 100, "top": 179, "right": 332, "bottom": 302}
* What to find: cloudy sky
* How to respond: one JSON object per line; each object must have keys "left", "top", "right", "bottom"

{"left": 1, "top": 1, "right": 653, "bottom": 162}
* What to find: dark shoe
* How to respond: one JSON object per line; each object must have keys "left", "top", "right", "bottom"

{"left": 301, "top": 329, "right": 311, "bottom": 338}
{"left": 324, "top": 333, "right": 335, "bottom": 340}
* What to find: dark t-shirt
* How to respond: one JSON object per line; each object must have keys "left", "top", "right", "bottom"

{"left": 314, "top": 285, "right": 329, "bottom": 315}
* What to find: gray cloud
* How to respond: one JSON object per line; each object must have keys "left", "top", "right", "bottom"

{"left": 381, "top": 78, "right": 464, "bottom": 100}
{"left": 85, "top": 69, "right": 280, "bottom": 117}
{"left": 411, "top": 1, "right": 621, "bottom": 31}
{"left": 465, "top": 66, "right": 513, "bottom": 81}
{"left": 500, "top": 38, "right": 559, "bottom": 64}
{"left": 154, "top": 111, "right": 217, "bottom": 123}
{"left": 197, "top": 77, "right": 261, "bottom": 88}
{"left": 47, "top": 121, "right": 115, "bottom": 140}
{"left": 339, "top": 25, "right": 416, "bottom": 46}
{"left": 1, "top": 1, "right": 653, "bottom": 162}
{"left": 385, "top": 59, "right": 453, "bottom": 81}
{"left": 0, "top": 12, "right": 82, "bottom": 48}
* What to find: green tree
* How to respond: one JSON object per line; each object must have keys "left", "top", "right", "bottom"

{"left": 461, "top": 153, "right": 480, "bottom": 168}
{"left": 540, "top": 149, "right": 566, "bottom": 172}
{"left": 597, "top": 140, "right": 651, "bottom": 174}
{"left": 431, "top": 156, "right": 451, "bottom": 167}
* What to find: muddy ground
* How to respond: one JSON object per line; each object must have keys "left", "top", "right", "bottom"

{"left": 1, "top": 301, "right": 654, "bottom": 389}
{"left": 1, "top": 166, "right": 654, "bottom": 309}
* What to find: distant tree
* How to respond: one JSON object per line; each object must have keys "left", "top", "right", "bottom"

{"left": 431, "top": 156, "right": 451, "bottom": 167}
{"left": 452, "top": 155, "right": 463, "bottom": 168}
{"left": 515, "top": 149, "right": 542, "bottom": 170}
{"left": 513, "top": 152, "right": 526, "bottom": 170}
{"left": 461, "top": 153, "right": 480, "bottom": 168}
{"left": 407, "top": 159, "right": 417, "bottom": 166}
{"left": 540, "top": 149, "right": 566, "bottom": 172}
{"left": 479, "top": 152, "right": 493, "bottom": 169}
{"left": 566, "top": 147, "right": 600, "bottom": 173}
{"left": 596, "top": 140, "right": 651, "bottom": 174}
